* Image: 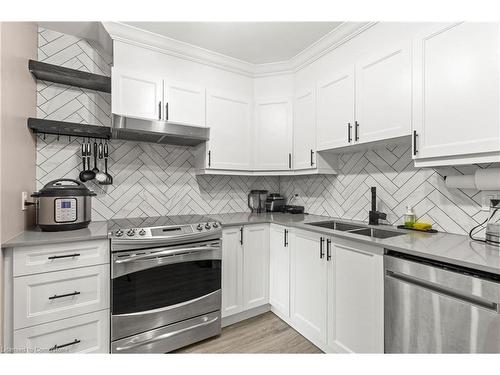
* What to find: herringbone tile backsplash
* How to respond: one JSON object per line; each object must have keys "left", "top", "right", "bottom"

{"left": 36, "top": 27, "right": 499, "bottom": 235}
{"left": 35, "top": 27, "right": 279, "bottom": 221}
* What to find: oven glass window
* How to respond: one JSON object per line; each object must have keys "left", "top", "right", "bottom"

{"left": 112, "top": 260, "right": 221, "bottom": 315}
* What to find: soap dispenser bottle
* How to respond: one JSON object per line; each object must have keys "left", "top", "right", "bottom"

{"left": 404, "top": 206, "right": 416, "bottom": 228}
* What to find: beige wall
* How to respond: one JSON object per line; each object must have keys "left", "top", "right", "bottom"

{"left": 0, "top": 21, "right": 37, "bottom": 350}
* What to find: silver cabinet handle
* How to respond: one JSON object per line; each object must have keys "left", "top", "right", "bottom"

{"left": 386, "top": 270, "right": 500, "bottom": 313}
{"left": 115, "top": 246, "right": 220, "bottom": 264}
{"left": 114, "top": 315, "right": 219, "bottom": 352}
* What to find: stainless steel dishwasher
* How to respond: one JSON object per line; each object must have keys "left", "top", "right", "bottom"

{"left": 384, "top": 251, "right": 500, "bottom": 353}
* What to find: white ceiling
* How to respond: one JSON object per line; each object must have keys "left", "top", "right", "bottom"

{"left": 122, "top": 22, "right": 343, "bottom": 64}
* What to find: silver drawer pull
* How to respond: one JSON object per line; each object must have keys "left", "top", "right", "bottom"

{"left": 386, "top": 270, "right": 500, "bottom": 313}
{"left": 48, "top": 253, "right": 80, "bottom": 260}
{"left": 48, "top": 291, "right": 81, "bottom": 300}
{"left": 49, "top": 339, "right": 81, "bottom": 352}
{"left": 115, "top": 316, "right": 219, "bottom": 352}
{"left": 115, "top": 246, "right": 220, "bottom": 264}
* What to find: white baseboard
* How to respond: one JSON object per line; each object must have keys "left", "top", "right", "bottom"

{"left": 221, "top": 304, "right": 271, "bottom": 328}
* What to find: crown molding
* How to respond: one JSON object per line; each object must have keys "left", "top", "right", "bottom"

{"left": 102, "top": 21, "right": 377, "bottom": 78}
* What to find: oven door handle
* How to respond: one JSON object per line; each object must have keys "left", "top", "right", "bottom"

{"left": 114, "top": 246, "right": 221, "bottom": 264}
{"left": 114, "top": 315, "right": 219, "bottom": 352}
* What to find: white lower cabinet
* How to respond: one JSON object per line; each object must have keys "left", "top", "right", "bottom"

{"left": 242, "top": 225, "right": 270, "bottom": 309}
{"left": 14, "top": 309, "right": 109, "bottom": 353}
{"left": 14, "top": 264, "right": 110, "bottom": 329}
{"left": 268, "top": 227, "right": 384, "bottom": 353}
{"left": 289, "top": 229, "right": 327, "bottom": 347}
{"left": 269, "top": 224, "right": 290, "bottom": 318}
{"left": 221, "top": 226, "right": 244, "bottom": 317}
{"left": 222, "top": 224, "right": 269, "bottom": 318}
{"left": 328, "top": 238, "right": 384, "bottom": 353}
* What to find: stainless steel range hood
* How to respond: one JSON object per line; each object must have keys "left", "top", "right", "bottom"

{"left": 112, "top": 115, "right": 210, "bottom": 146}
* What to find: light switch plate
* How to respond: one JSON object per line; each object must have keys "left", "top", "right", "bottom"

{"left": 21, "top": 191, "right": 28, "bottom": 210}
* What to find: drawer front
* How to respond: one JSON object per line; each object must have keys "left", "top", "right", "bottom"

{"left": 13, "top": 239, "right": 109, "bottom": 276}
{"left": 14, "top": 264, "right": 110, "bottom": 329}
{"left": 14, "top": 309, "right": 110, "bottom": 353}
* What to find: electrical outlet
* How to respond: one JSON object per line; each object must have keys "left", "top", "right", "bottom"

{"left": 21, "top": 191, "right": 29, "bottom": 211}
{"left": 481, "top": 193, "right": 499, "bottom": 211}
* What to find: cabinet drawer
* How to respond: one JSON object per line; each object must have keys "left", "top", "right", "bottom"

{"left": 14, "top": 264, "right": 110, "bottom": 329}
{"left": 13, "top": 239, "right": 109, "bottom": 276}
{"left": 14, "top": 309, "right": 110, "bottom": 353}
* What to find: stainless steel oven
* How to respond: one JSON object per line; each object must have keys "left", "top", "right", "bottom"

{"left": 109, "top": 216, "right": 222, "bottom": 353}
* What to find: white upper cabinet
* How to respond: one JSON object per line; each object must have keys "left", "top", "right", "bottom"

{"left": 206, "top": 90, "right": 253, "bottom": 170}
{"left": 294, "top": 88, "right": 317, "bottom": 170}
{"left": 413, "top": 22, "right": 500, "bottom": 165}
{"left": 254, "top": 98, "right": 293, "bottom": 170}
{"left": 112, "top": 67, "right": 163, "bottom": 120}
{"left": 112, "top": 68, "right": 206, "bottom": 127}
{"left": 316, "top": 68, "right": 355, "bottom": 151}
{"left": 164, "top": 82, "right": 206, "bottom": 127}
{"left": 355, "top": 41, "right": 412, "bottom": 144}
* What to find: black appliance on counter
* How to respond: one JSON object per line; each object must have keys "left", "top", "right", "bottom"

{"left": 265, "top": 193, "right": 286, "bottom": 212}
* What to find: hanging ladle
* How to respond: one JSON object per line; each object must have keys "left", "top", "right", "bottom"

{"left": 80, "top": 140, "right": 95, "bottom": 182}
{"left": 91, "top": 140, "right": 99, "bottom": 174}
{"left": 95, "top": 141, "right": 107, "bottom": 183}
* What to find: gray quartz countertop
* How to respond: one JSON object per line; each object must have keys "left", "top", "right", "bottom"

{"left": 208, "top": 212, "right": 500, "bottom": 275}
{"left": 3, "top": 212, "right": 499, "bottom": 276}
{"left": 1, "top": 221, "right": 109, "bottom": 248}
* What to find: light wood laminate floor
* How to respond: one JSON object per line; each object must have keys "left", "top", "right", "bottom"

{"left": 174, "top": 312, "right": 322, "bottom": 354}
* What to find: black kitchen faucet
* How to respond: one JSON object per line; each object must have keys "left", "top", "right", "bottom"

{"left": 368, "top": 186, "right": 387, "bottom": 225}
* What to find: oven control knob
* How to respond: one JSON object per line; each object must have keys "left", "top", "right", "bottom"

{"left": 196, "top": 224, "right": 203, "bottom": 231}
{"left": 127, "top": 229, "right": 136, "bottom": 237}
{"left": 115, "top": 230, "right": 123, "bottom": 237}
{"left": 138, "top": 229, "right": 146, "bottom": 236}
{"left": 205, "top": 223, "right": 212, "bottom": 230}
{"left": 212, "top": 222, "right": 219, "bottom": 228}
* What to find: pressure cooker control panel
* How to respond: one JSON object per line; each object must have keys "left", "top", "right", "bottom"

{"left": 54, "top": 198, "right": 77, "bottom": 223}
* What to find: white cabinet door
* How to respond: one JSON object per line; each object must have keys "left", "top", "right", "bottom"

{"left": 316, "top": 68, "right": 355, "bottom": 151}
{"left": 328, "top": 239, "right": 384, "bottom": 353}
{"left": 14, "top": 309, "right": 110, "bottom": 353}
{"left": 293, "top": 88, "right": 317, "bottom": 170}
{"left": 413, "top": 22, "right": 500, "bottom": 160}
{"left": 269, "top": 224, "right": 290, "bottom": 318}
{"left": 242, "top": 224, "right": 270, "bottom": 310}
{"left": 221, "top": 227, "right": 244, "bottom": 317}
{"left": 290, "top": 229, "right": 327, "bottom": 346}
{"left": 14, "top": 264, "right": 110, "bottom": 329}
{"left": 355, "top": 41, "right": 412, "bottom": 144}
{"left": 13, "top": 239, "right": 108, "bottom": 277}
{"left": 164, "top": 81, "right": 205, "bottom": 126}
{"left": 254, "top": 98, "right": 293, "bottom": 170}
{"left": 111, "top": 67, "right": 163, "bottom": 120}
{"left": 206, "top": 90, "right": 252, "bottom": 170}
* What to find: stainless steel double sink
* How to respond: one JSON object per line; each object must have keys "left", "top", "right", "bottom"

{"left": 306, "top": 220, "right": 406, "bottom": 239}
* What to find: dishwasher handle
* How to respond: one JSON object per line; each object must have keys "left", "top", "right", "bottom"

{"left": 386, "top": 270, "right": 500, "bottom": 313}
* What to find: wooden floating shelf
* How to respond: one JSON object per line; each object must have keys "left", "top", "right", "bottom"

{"left": 28, "top": 118, "right": 111, "bottom": 140}
{"left": 29, "top": 59, "right": 111, "bottom": 93}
